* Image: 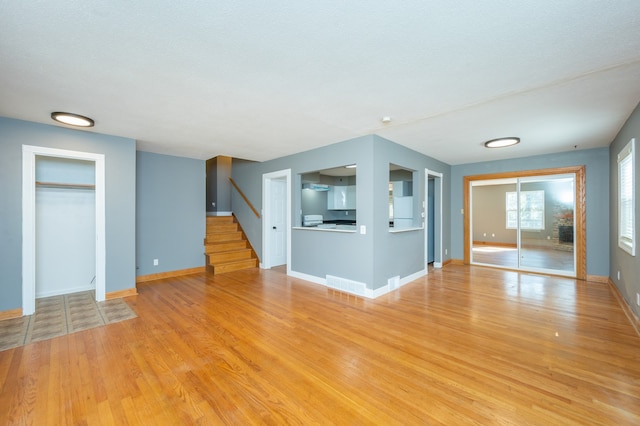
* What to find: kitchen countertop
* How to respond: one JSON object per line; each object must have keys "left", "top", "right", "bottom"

{"left": 294, "top": 221, "right": 357, "bottom": 232}
{"left": 321, "top": 220, "right": 356, "bottom": 225}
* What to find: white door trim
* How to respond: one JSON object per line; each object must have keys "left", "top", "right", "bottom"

{"left": 261, "top": 169, "right": 291, "bottom": 273}
{"left": 425, "top": 169, "right": 444, "bottom": 269}
{"left": 22, "top": 145, "right": 106, "bottom": 315}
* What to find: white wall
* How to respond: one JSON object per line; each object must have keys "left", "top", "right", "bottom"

{"left": 36, "top": 187, "right": 96, "bottom": 297}
{"left": 35, "top": 156, "right": 96, "bottom": 298}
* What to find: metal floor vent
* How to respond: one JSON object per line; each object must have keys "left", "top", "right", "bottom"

{"left": 326, "top": 275, "right": 366, "bottom": 296}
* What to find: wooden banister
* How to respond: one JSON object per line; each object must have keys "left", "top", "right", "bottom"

{"left": 229, "top": 178, "right": 261, "bottom": 218}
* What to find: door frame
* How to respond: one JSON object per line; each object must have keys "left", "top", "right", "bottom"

{"left": 261, "top": 169, "right": 291, "bottom": 272}
{"left": 463, "top": 165, "right": 586, "bottom": 280}
{"left": 425, "top": 169, "right": 443, "bottom": 269}
{"left": 22, "top": 145, "right": 106, "bottom": 315}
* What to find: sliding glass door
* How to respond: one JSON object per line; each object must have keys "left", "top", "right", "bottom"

{"left": 519, "top": 174, "right": 575, "bottom": 274}
{"left": 470, "top": 173, "right": 576, "bottom": 277}
{"left": 470, "top": 179, "right": 518, "bottom": 269}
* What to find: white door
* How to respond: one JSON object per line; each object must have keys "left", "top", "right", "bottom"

{"left": 270, "top": 178, "right": 287, "bottom": 266}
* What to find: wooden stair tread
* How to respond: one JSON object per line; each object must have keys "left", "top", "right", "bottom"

{"left": 205, "top": 231, "right": 244, "bottom": 244}
{"left": 207, "top": 258, "right": 258, "bottom": 274}
{"left": 205, "top": 240, "right": 248, "bottom": 253}
{"left": 206, "top": 216, "right": 234, "bottom": 223}
{"left": 207, "top": 223, "right": 239, "bottom": 233}
{"left": 204, "top": 215, "right": 257, "bottom": 275}
{"left": 206, "top": 248, "right": 254, "bottom": 263}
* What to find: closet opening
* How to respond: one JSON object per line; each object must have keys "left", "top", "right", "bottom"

{"left": 22, "top": 145, "right": 106, "bottom": 316}
{"left": 35, "top": 157, "right": 96, "bottom": 298}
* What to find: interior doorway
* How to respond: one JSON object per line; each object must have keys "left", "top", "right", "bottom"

{"left": 22, "top": 145, "right": 106, "bottom": 316}
{"left": 36, "top": 157, "right": 96, "bottom": 298}
{"left": 262, "top": 169, "right": 291, "bottom": 272}
{"left": 425, "top": 169, "right": 443, "bottom": 269}
{"left": 463, "top": 166, "right": 586, "bottom": 279}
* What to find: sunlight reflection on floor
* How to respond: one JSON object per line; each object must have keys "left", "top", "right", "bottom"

{"left": 473, "top": 246, "right": 517, "bottom": 253}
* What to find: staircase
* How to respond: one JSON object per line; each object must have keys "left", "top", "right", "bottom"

{"left": 204, "top": 216, "right": 258, "bottom": 274}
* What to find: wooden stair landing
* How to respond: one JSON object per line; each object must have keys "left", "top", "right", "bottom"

{"left": 205, "top": 216, "right": 258, "bottom": 274}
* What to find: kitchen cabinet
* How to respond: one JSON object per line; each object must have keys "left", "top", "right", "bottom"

{"left": 328, "top": 185, "right": 356, "bottom": 210}
{"left": 392, "top": 181, "right": 412, "bottom": 197}
{"left": 393, "top": 196, "right": 413, "bottom": 228}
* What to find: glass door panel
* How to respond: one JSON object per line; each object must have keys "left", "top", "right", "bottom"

{"left": 519, "top": 174, "right": 575, "bottom": 275}
{"left": 470, "top": 179, "right": 518, "bottom": 269}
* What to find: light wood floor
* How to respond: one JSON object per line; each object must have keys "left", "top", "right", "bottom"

{"left": 1, "top": 265, "right": 639, "bottom": 425}
{"left": 0, "top": 291, "right": 137, "bottom": 351}
{"left": 473, "top": 244, "right": 575, "bottom": 272}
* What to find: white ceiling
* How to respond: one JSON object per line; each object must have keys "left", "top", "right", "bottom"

{"left": 1, "top": 1, "right": 639, "bottom": 165}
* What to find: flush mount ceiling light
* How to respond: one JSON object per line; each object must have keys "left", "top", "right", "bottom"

{"left": 51, "top": 112, "right": 95, "bottom": 127}
{"left": 484, "top": 137, "right": 520, "bottom": 148}
{"left": 381, "top": 116, "right": 392, "bottom": 123}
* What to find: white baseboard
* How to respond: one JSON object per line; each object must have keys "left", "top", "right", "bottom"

{"left": 287, "top": 268, "right": 427, "bottom": 299}
{"left": 401, "top": 268, "right": 427, "bottom": 286}
{"left": 371, "top": 268, "right": 427, "bottom": 298}
{"left": 288, "top": 270, "right": 326, "bottom": 286}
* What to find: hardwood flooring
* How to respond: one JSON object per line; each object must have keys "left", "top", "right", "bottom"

{"left": 0, "top": 291, "right": 137, "bottom": 351}
{"left": 473, "top": 244, "right": 575, "bottom": 272}
{"left": 1, "top": 265, "right": 639, "bottom": 425}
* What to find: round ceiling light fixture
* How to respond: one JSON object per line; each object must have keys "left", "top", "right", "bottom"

{"left": 51, "top": 112, "right": 95, "bottom": 127}
{"left": 484, "top": 137, "right": 520, "bottom": 148}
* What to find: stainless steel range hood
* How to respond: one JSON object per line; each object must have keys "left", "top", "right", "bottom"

{"left": 302, "top": 183, "right": 330, "bottom": 191}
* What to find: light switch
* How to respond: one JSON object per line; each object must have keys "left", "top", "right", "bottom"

{"left": 360, "top": 225, "right": 366, "bottom": 235}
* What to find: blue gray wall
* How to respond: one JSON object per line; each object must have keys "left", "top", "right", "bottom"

{"left": 0, "top": 117, "right": 136, "bottom": 312}
{"left": 372, "top": 136, "right": 451, "bottom": 289}
{"left": 231, "top": 134, "right": 451, "bottom": 291}
{"left": 451, "top": 147, "right": 610, "bottom": 276}
{"left": 609, "top": 101, "right": 640, "bottom": 318}
{"left": 136, "top": 151, "right": 205, "bottom": 275}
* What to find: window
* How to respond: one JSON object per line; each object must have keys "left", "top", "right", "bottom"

{"left": 506, "top": 190, "right": 545, "bottom": 230}
{"left": 618, "top": 138, "right": 635, "bottom": 256}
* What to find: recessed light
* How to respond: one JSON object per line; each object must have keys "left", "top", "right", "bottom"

{"left": 381, "top": 116, "right": 392, "bottom": 123}
{"left": 51, "top": 112, "right": 95, "bottom": 127}
{"left": 484, "top": 137, "right": 520, "bottom": 148}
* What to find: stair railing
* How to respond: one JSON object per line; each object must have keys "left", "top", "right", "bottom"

{"left": 229, "top": 178, "right": 261, "bottom": 218}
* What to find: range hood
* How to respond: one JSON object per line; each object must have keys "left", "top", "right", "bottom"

{"left": 302, "top": 183, "right": 330, "bottom": 191}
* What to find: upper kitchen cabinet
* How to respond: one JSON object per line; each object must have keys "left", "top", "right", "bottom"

{"left": 328, "top": 184, "right": 356, "bottom": 210}
{"left": 392, "top": 180, "right": 412, "bottom": 197}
